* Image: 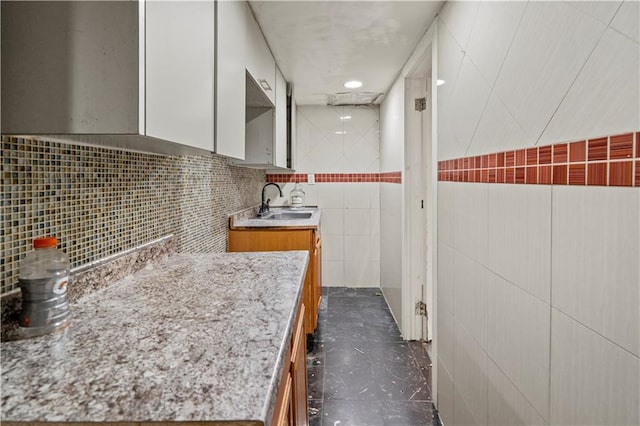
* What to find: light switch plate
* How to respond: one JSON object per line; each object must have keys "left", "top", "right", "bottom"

{"left": 307, "top": 174, "right": 315, "bottom": 185}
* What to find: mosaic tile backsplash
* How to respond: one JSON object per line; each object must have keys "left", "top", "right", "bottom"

{"left": 1, "top": 136, "right": 266, "bottom": 295}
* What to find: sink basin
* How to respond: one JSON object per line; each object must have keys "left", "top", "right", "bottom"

{"left": 260, "top": 211, "right": 313, "bottom": 220}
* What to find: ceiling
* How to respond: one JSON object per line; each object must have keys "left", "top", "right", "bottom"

{"left": 249, "top": 1, "right": 444, "bottom": 105}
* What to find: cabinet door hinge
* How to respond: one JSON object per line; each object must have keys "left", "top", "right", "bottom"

{"left": 415, "top": 97, "right": 426, "bottom": 112}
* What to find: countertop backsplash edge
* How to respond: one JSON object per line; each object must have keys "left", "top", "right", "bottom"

{"left": 0, "top": 235, "right": 176, "bottom": 341}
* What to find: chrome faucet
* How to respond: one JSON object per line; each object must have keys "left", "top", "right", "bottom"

{"left": 258, "top": 183, "right": 283, "bottom": 217}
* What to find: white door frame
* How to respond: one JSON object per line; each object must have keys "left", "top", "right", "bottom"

{"left": 399, "top": 21, "right": 439, "bottom": 403}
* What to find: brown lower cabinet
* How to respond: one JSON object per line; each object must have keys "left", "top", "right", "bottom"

{"left": 228, "top": 227, "right": 322, "bottom": 334}
{"left": 271, "top": 301, "right": 308, "bottom": 426}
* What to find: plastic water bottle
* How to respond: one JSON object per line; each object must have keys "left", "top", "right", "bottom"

{"left": 18, "top": 236, "right": 71, "bottom": 338}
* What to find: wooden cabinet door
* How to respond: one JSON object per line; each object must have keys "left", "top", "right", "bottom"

{"left": 291, "top": 304, "right": 309, "bottom": 426}
{"left": 315, "top": 234, "right": 322, "bottom": 314}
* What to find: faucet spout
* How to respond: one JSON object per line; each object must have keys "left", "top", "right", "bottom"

{"left": 258, "top": 183, "right": 283, "bottom": 217}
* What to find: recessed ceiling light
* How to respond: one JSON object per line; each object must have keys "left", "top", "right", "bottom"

{"left": 437, "top": 79, "right": 446, "bottom": 86}
{"left": 344, "top": 80, "right": 363, "bottom": 89}
{"left": 335, "top": 131, "right": 347, "bottom": 135}
{"left": 340, "top": 115, "right": 352, "bottom": 120}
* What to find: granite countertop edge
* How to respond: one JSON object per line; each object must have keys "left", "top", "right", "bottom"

{"left": 1, "top": 251, "right": 310, "bottom": 425}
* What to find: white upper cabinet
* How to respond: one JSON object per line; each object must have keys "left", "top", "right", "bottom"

{"left": 274, "top": 67, "right": 288, "bottom": 168}
{"left": 245, "top": 4, "right": 276, "bottom": 105}
{"left": 216, "top": 0, "right": 247, "bottom": 160}
{"left": 145, "top": 1, "right": 214, "bottom": 152}
{"left": 1, "top": 1, "right": 219, "bottom": 154}
{"left": 1, "top": 2, "right": 140, "bottom": 134}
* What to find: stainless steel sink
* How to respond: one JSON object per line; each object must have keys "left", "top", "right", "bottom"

{"left": 259, "top": 211, "right": 313, "bottom": 220}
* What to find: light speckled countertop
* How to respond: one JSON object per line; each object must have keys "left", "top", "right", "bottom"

{"left": 229, "top": 207, "right": 321, "bottom": 230}
{"left": 1, "top": 251, "right": 309, "bottom": 425}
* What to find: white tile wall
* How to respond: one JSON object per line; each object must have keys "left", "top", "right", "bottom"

{"left": 465, "top": 1, "right": 527, "bottom": 87}
{"left": 437, "top": 300, "right": 455, "bottom": 378}
{"left": 450, "top": 58, "right": 493, "bottom": 152}
{"left": 453, "top": 251, "right": 487, "bottom": 350}
{"left": 439, "top": 0, "right": 480, "bottom": 51}
{"left": 487, "top": 184, "right": 552, "bottom": 303}
{"left": 453, "top": 182, "right": 488, "bottom": 264}
{"left": 437, "top": 240, "right": 455, "bottom": 315}
{"left": 454, "top": 320, "right": 488, "bottom": 425}
{"left": 486, "top": 358, "right": 547, "bottom": 426}
{"left": 433, "top": 1, "right": 640, "bottom": 424}
{"left": 469, "top": 92, "right": 533, "bottom": 156}
{"left": 494, "top": 2, "right": 606, "bottom": 142}
{"left": 551, "top": 186, "right": 640, "bottom": 356}
{"left": 539, "top": 28, "right": 640, "bottom": 146}
{"left": 486, "top": 270, "right": 551, "bottom": 421}
{"left": 292, "top": 106, "right": 381, "bottom": 288}
{"left": 611, "top": 0, "right": 639, "bottom": 43}
{"left": 437, "top": 358, "right": 455, "bottom": 426}
{"left": 550, "top": 309, "right": 640, "bottom": 425}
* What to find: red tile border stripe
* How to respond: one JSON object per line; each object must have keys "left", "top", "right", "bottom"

{"left": 266, "top": 172, "right": 402, "bottom": 184}
{"left": 438, "top": 131, "right": 640, "bottom": 188}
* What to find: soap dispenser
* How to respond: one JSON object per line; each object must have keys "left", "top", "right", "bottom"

{"left": 289, "top": 183, "right": 305, "bottom": 209}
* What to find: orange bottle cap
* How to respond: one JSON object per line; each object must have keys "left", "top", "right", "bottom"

{"left": 33, "top": 237, "right": 58, "bottom": 249}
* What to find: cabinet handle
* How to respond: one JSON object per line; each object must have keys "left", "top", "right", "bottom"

{"left": 259, "top": 79, "right": 272, "bottom": 91}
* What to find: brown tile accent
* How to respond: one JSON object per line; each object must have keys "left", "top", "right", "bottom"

{"left": 526, "top": 148, "right": 538, "bottom": 166}
{"left": 437, "top": 131, "right": 639, "bottom": 187}
{"left": 505, "top": 168, "right": 515, "bottom": 183}
{"left": 569, "top": 140, "right": 586, "bottom": 162}
{"left": 553, "top": 143, "right": 568, "bottom": 163}
{"left": 569, "top": 164, "right": 586, "bottom": 185}
{"left": 539, "top": 146, "right": 552, "bottom": 164}
{"left": 588, "top": 163, "right": 608, "bottom": 186}
{"left": 539, "top": 165, "right": 552, "bottom": 184}
{"left": 525, "top": 167, "right": 537, "bottom": 184}
{"left": 505, "top": 151, "right": 515, "bottom": 167}
{"left": 488, "top": 154, "right": 497, "bottom": 168}
{"left": 609, "top": 133, "right": 633, "bottom": 160}
{"left": 609, "top": 161, "right": 633, "bottom": 186}
{"left": 636, "top": 160, "right": 640, "bottom": 186}
{"left": 553, "top": 165, "right": 568, "bottom": 184}
{"left": 588, "top": 137, "right": 608, "bottom": 161}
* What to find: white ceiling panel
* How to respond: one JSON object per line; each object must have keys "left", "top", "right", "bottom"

{"left": 249, "top": 1, "right": 443, "bottom": 105}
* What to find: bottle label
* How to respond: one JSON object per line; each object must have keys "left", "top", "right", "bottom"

{"left": 52, "top": 276, "right": 69, "bottom": 295}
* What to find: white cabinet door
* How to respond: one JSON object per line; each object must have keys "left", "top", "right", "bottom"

{"left": 274, "top": 67, "right": 287, "bottom": 168}
{"left": 145, "top": 1, "right": 215, "bottom": 151}
{"left": 216, "top": 0, "right": 246, "bottom": 160}
{"left": 245, "top": 4, "right": 275, "bottom": 105}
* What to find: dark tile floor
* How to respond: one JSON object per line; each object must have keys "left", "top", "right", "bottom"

{"left": 306, "top": 287, "right": 439, "bottom": 426}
